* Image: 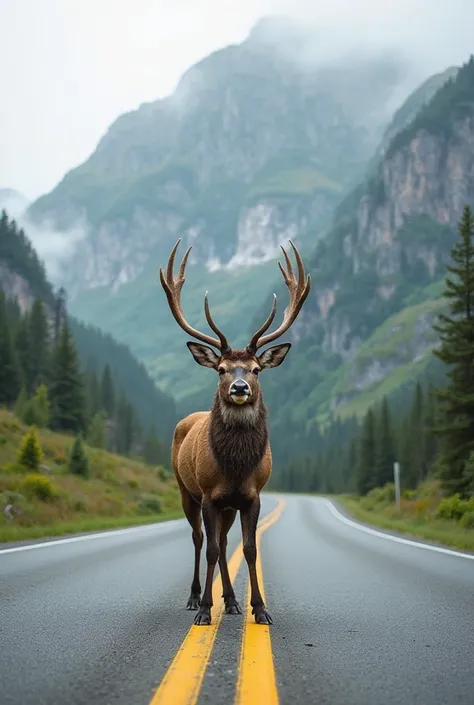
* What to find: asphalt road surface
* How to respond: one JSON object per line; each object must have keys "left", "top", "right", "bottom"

{"left": 1, "top": 494, "right": 473, "bottom": 705}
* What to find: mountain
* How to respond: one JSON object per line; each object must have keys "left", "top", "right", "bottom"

{"left": 0, "top": 209, "right": 177, "bottom": 441}
{"left": 0, "top": 189, "right": 30, "bottom": 218}
{"left": 255, "top": 55, "right": 474, "bottom": 441}
{"left": 28, "top": 17, "right": 419, "bottom": 399}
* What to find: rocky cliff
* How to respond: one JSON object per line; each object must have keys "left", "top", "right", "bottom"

{"left": 258, "top": 56, "right": 474, "bottom": 428}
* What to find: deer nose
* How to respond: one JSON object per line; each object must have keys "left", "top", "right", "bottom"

{"left": 230, "top": 379, "right": 249, "bottom": 396}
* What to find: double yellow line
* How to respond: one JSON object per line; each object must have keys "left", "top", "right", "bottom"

{"left": 150, "top": 499, "right": 285, "bottom": 705}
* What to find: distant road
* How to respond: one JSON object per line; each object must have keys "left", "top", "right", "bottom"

{"left": 1, "top": 495, "right": 473, "bottom": 705}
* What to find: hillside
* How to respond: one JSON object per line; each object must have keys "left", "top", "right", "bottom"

{"left": 0, "top": 409, "right": 181, "bottom": 542}
{"left": 0, "top": 208, "right": 178, "bottom": 442}
{"left": 257, "top": 56, "right": 474, "bottom": 441}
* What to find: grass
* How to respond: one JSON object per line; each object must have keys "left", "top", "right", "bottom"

{"left": 248, "top": 168, "right": 341, "bottom": 200}
{"left": 0, "top": 409, "right": 183, "bottom": 543}
{"left": 338, "top": 482, "right": 474, "bottom": 552}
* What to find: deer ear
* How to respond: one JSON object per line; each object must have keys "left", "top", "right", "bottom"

{"left": 257, "top": 343, "right": 292, "bottom": 369}
{"left": 186, "top": 342, "right": 220, "bottom": 369}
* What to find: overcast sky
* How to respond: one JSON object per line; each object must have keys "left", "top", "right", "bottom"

{"left": 1, "top": 0, "right": 473, "bottom": 201}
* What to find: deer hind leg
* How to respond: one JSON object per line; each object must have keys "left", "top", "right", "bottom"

{"left": 218, "top": 509, "right": 242, "bottom": 615}
{"left": 194, "top": 497, "right": 220, "bottom": 626}
{"left": 179, "top": 484, "right": 203, "bottom": 611}
{"left": 240, "top": 496, "right": 272, "bottom": 625}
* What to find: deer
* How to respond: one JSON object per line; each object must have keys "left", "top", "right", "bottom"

{"left": 159, "top": 238, "right": 311, "bottom": 626}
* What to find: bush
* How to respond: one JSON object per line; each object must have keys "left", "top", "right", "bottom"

{"left": 68, "top": 436, "right": 89, "bottom": 478}
{"left": 22, "top": 473, "right": 56, "bottom": 501}
{"left": 136, "top": 493, "right": 162, "bottom": 515}
{"left": 366, "top": 483, "right": 396, "bottom": 505}
{"left": 128, "top": 478, "right": 139, "bottom": 489}
{"left": 17, "top": 427, "right": 43, "bottom": 470}
{"left": 0, "top": 490, "right": 26, "bottom": 507}
{"left": 459, "top": 511, "right": 474, "bottom": 529}
{"left": 436, "top": 494, "right": 474, "bottom": 520}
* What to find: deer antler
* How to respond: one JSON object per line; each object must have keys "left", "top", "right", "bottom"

{"left": 247, "top": 240, "right": 311, "bottom": 353}
{"left": 159, "top": 239, "right": 230, "bottom": 352}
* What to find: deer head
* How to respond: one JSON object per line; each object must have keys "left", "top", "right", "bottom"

{"left": 159, "top": 239, "right": 311, "bottom": 408}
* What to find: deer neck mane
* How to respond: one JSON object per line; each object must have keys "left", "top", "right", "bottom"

{"left": 208, "top": 392, "right": 268, "bottom": 481}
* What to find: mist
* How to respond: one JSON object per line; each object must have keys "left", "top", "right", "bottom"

{"left": 0, "top": 190, "right": 87, "bottom": 284}
{"left": 0, "top": 0, "right": 473, "bottom": 201}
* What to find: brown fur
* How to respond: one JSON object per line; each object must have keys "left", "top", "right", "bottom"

{"left": 160, "top": 238, "right": 310, "bottom": 625}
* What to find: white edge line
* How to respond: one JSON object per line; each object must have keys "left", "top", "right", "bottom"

{"left": 0, "top": 518, "right": 185, "bottom": 556}
{"left": 324, "top": 498, "right": 474, "bottom": 561}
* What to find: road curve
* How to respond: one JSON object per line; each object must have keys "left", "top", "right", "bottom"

{"left": 1, "top": 494, "right": 473, "bottom": 705}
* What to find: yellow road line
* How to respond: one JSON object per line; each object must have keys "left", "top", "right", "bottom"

{"left": 150, "top": 502, "right": 284, "bottom": 705}
{"left": 235, "top": 500, "right": 285, "bottom": 705}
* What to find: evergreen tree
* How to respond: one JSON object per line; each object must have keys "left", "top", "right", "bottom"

{"left": 143, "top": 426, "right": 165, "bottom": 465}
{"left": 53, "top": 287, "right": 67, "bottom": 343}
{"left": 86, "top": 411, "right": 107, "bottom": 449}
{"left": 29, "top": 298, "right": 50, "bottom": 389}
{"left": 374, "top": 397, "right": 396, "bottom": 487}
{"left": 31, "top": 384, "right": 51, "bottom": 428}
{"left": 116, "top": 395, "right": 135, "bottom": 455}
{"left": 100, "top": 364, "right": 115, "bottom": 418}
{"left": 0, "top": 290, "right": 20, "bottom": 406}
{"left": 17, "top": 426, "right": 42, "bottom": 470}
{"left": 432, "top": 205, "right": 474, "bottom": 496}
{"left": 68, "top": 435, "right": 89, "bottom": 477}
{"left": 14, "top": 312, "right": 34, "bottom": 392}
{"left": 14, "top": 386, "right": 28, "bottom": 420}
{"left": 356, "top": 408, "right": 376, "bottom": 495}
{"left": 86, "top": 370, "right": 101, "bottom": 418}
{"left": 50, "top": 320, "right": 85, "bottom": 433}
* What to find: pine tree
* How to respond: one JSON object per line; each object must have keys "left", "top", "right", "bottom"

{"left": 17, "top": 426, "right": 42, "bottom": 470}
{"left": 14, "top": 312, "right": 34, "bottom": 392}
{"left": 86, "top": 370, "right": 101, "bottom": 418}
{"left": 50, "top": 320, "right": 85, "bottom": 433}
{"left": 31, "top": 384, "right": 51, "bottom": 428}
{"left": 14, "top": 386, "right": 28, "bottom": 420}
{"left": 0, "top": 290, "right": 20, "bottom": 406}
{"left": 29, "top": 298, "right": 50, "bottom": 390}
{"left": 432, "top": 205, "right": 474, "bottom": 496}
{"left": 86, "top": 411, "right": 107, "bottom": 449}
{"left": 143, "top": 426, "right": 165, "bottom": 465}
{"left": 68, "top": 435, "right": 89, "bottom": 477}
{"left": 100, "top": 364, "right": 115, "bottom": 418}
{"left": 356, "top": 408, "right": 376, "bottom": 495}
{"left": 374, "top": 397, "right": 396, "bottom": 487}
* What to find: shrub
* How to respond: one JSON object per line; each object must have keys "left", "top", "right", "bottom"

{"left": 17, "top": 427, "right": 43, "bottom": 470}
{"left": 128, "top": 478, "right": 139, "bottom": 489}
{"left": 136, "top": 493, "right": 162, "bottom": 515}
{"left": 366, "top": 483, "right": 396, "bottom": 505}
{"left": 22, "top": 473, "right": 56, "bottom": 500}
{"left": 436, "top": 494, "right": 474, "bottom": 520}
{"left": 155, "top": 466, "right": 169, "bottom": 482}
{"left": 68, "top": 436, "right": 89, "bottom": 478}
{"left": 460, "top": 511, "right": 474, "bottom": 529}
{"left": 0, "top": 490, "right": 26, "bottom": 507}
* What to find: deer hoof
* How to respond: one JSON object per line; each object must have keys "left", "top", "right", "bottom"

{"left": 224, "top": 599, "right": 242, "bottom": 615}
{"left": 186, "top": 595, "right": 201, "bottom": 610}
{"left": 194, "top": 608, "right": 211, "bottom": 625}
{"left": 253, "top": 607, "right": 273, "bottom": 625}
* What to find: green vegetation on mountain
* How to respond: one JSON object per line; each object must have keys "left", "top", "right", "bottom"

{"left": 386, "top": 55, "right": 474, "bottom": 158}
{"left": 0, "top": 209, "right": 175, "bottom": 455}
{"left": 273, "top": 208, "right": 474, "bottom": 550}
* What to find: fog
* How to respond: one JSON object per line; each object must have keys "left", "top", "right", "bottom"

{"left": 0, "top": 0, "right": 473, "bottom": 202}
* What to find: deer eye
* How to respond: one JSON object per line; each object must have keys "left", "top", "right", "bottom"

{"left": 218, "top": 367, "right": 226, "bottom": 375}
{"left": 252, "top": 368, "right": 260, "bottom": 375}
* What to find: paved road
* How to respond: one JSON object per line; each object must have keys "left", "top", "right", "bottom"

{"left": 1, "top": 494, "right": 473, "bottom": 705}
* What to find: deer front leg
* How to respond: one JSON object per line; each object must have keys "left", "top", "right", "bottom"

{"left": 240, "top": 497, "right": 272, "bottom": 625}
{"left": 194, "top": 497, "right": 219, "bottom": 626}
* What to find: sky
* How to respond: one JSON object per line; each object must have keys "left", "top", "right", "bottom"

{"left": 0, "top": 0, "right": 473, "bottom": 202}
